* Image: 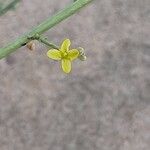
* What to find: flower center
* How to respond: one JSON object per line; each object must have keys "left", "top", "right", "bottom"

{"left": 62, "top": 52, "right": 68, "bottom": 58}
{"left": 64, "top": 52, "right": 68, "bottom": 56}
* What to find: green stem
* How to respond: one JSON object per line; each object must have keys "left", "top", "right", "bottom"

{"left": 0, "top": 0, "right": 20, "bottom": 16}
{"left": 0, "top": 0, "right": 93, "bottom": 59}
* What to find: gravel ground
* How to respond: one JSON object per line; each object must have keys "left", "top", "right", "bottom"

{"left": 0, "top": 0, "right": 150, "bottom": 150}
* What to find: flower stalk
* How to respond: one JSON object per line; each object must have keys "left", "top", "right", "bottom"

{"left": 27, "top": 34, "right": 59, "bottom": 49}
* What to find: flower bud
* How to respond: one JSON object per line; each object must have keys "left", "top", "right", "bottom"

{"left": 26, "top": 41, "right": 35, "bottom": 51}
{"left": 78, "top": 55, "right": 87, "bottom": 61}
{"left": 77, "top": 47, "right": 87, "bottom": 61}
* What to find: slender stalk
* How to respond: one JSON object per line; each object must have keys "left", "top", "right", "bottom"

{"left": 38, "top": 37, "right": 59, "bottom": 50}
{"left": 0, "top": 0, "right": 93, "bottom": 59}
{"left": 28, "top": 34, "right": 59, "bottom": 49}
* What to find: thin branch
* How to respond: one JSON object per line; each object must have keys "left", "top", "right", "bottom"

{"left": 0, "top": 0, "right": 93, "bottom": 59}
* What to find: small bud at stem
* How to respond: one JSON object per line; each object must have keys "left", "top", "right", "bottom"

{"left": 26, "top": 41, "right": 35, "bottom": 51}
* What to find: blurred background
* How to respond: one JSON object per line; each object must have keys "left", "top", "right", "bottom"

{"left": 0, "top": 0, "right": 150, "bottom": 150}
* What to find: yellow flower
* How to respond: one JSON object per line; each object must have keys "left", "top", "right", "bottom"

{"left": 47, "top": 39, "right": 79, "bottom": 73}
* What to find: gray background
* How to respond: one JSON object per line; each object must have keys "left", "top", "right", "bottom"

{"left": 0, "top": 0, "right": 150, "bottom": 150}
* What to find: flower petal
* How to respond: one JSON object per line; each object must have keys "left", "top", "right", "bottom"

{"left": 68, "top": 49, "right": 79, "bottom": 60}
{"left": 60, "top": 39, "right": 71, "bottom": 53}
{"left": 61, "top": 59, "right": 71, "bottom": 73}
{"left": 47, "top": 49, "right": 61, "bottom": 60}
